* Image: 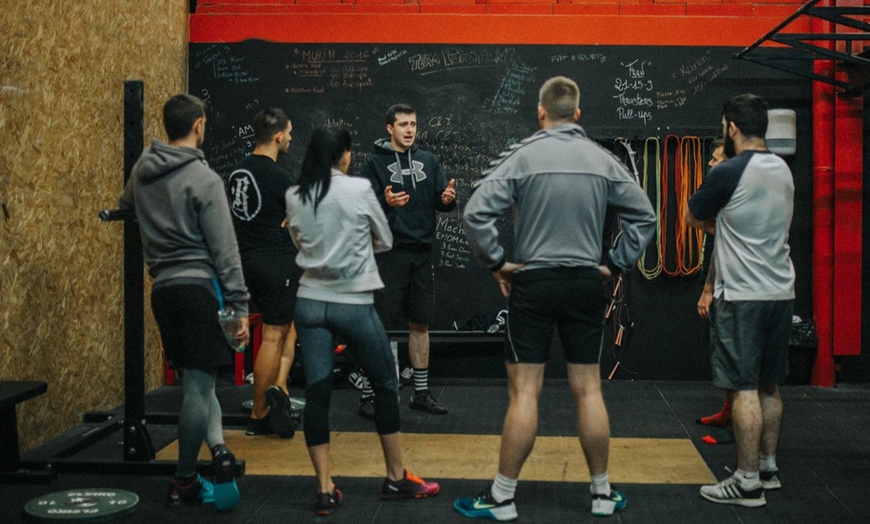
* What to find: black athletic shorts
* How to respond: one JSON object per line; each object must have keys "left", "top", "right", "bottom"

{"left": 374, "top": 246, "right": 434, "bottom": 329}
{"left": 241, "top": 253, "right": 302, "bottom": 326}
{"left": 151, "top": 283, "right": 234, "bottom": 370}
{"left": 505, "top": 266, "right": 608, "bottom": 364}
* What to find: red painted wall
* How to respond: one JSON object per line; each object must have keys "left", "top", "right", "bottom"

{"left": 191, "top": 1, "right": 811, "bottom": 45}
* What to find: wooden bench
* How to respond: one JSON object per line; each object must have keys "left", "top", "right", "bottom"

{"left": 0, "top": 380, "right": 49, "bottom": 480}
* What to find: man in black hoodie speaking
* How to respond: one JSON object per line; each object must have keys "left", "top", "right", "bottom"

{"left": 360, "top": 103, "right": 456, "bottom": 417}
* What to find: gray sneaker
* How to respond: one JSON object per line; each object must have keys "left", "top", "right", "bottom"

{"left": 409, "top": 390, "right": 448, "bottom": 415}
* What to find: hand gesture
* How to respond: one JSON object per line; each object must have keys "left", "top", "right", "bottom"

{"left": 441, "top": 179, "right": 456, "bottom": 205}
{"left": 492, "top": 261, "right": 524, "bottom": 297}
{"left": 385, "top": 185, "right": 409, "bottom": 207}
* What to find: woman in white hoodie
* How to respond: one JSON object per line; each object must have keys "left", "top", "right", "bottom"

{"left": 285, "top": 127, "right": 440, "bottom": 516}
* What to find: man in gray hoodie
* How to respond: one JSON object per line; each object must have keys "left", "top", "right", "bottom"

{"left": 456, "top": 76, "right": 655, "bottom": 520}
{"left": 119, "top": 93, "right": 249, "bottom": 511}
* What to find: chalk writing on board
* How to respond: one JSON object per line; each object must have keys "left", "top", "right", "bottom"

{"left": 378, "top": 49, "right": 408, "bottom": 66}
{"left": 487, "top": 63, "right": 537, "bottom": 115}
{"left": 436, "top": 215, "right": 470, "bottom": 270}
{"left": 193, "top": 44, "right": 231, "bottom": 70}
{"left": 288, "top": 47, "right": 377, "bottom": 92}
{"left": 613, "top": 59, "right": 654, "bottom": 125}
{"left": 655, "top": 89, "right": 687, "bottom": 110}
{"left": 670, "top": 50, "right": 730, "bottom": 96}
{"left": 207, "top": 124, "right": 256, "bottom": 176}
{"left": 212, "top": 56, "right": 259, "bottom": 84}
{"left": 550, "top": 53, "right": 607, "bottom": 64}
{"left": 412, "top": 48, "right": 516, "bottom": 75}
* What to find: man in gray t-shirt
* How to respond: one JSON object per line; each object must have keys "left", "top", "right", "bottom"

{"left": 687, "top": 93, "right": 795, "bottom": 509}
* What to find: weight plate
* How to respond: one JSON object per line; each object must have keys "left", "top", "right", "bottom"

{"left": 24, "top": 489, "right": 139, "bottom": 523}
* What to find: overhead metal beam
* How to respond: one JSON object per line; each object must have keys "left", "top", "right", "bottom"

{"left": 736, "top": 0, "right": 870, "bottom": 93}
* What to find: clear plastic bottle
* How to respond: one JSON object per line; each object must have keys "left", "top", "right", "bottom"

{"left": 218, "top": 307, "right": 246, "bottom": 353}
{"left": 213, "top": 279, "right": 245, "bottom": 353}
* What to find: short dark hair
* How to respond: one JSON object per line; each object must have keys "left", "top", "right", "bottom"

{"left": 711, "top": 137, "right": 724, "bottom": 150}
{"left": 539, "top": 76, "right": 580, "bottom": 123}
{"left": 386, "top": 103, "right": 415, "bottom": 126}
{"left": 162, "top": 94, "right": 206, "bottom": 141}
{"left": 253, "top": 107, "right": 290, "bottom": 145}
{"left": 722, "top": 93, "right": 768, "bottom": 140}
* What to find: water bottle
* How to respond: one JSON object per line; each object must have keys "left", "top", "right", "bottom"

{"left": 213, "top": 279, "right": 246, "bottom": 353}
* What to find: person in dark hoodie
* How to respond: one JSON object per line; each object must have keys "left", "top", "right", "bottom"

{"left": 359, "top": 103, "right": 456, "bottom": 419}
{"left": 119, "top": 93, "right": 248, "bottom": 512}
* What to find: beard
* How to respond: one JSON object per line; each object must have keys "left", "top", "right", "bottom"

{"left": 723, "top": 128, "right": 737, "bottom": 159}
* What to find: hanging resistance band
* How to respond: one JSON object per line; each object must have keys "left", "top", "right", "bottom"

{"left": 676, "top": 136, "right": 704, "bottom": 275}
{"left": 661, "top": 134, "right": 681, "bottom": 277}
{"left": 637, "top": 137, "right": 662, "bottom": 280}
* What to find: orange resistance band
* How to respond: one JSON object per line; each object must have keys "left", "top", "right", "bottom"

{"left": 676, "top": 136, "right": 704, "bottom": 275}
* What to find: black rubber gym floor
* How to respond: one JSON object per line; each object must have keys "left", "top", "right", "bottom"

{"left": 6, "top": 379, "right": 870, "bottom": 523}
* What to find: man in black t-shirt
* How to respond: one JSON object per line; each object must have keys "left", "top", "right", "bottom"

{"left": 226, "top": 108, "right": 300, "bottom": 439}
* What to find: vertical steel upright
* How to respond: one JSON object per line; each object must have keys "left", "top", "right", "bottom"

{"left": 123, "top": 80, "right": 155, "bottom": 461}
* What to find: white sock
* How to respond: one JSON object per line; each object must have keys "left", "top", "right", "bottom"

{"left": 589, "top": 472, "right": 610, "bottom": 496}
{"left": 736, "top": 468, "right": 760, "bottom": 487}
{"left": 759, "top": 453, "right": 777, "bottom": 471}
{"left": 490, "top": 473, "right": 517, "bottom": 503}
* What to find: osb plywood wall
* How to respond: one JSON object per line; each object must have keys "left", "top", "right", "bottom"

{"left": 0, "top": 1, "right": 189, "bottom": 453}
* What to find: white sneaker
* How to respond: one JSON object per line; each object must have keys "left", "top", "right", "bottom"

{"left": 700, "top": 475, "right": 765, "bottom": 507}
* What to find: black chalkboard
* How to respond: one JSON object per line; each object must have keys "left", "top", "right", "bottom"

{"left": 189, "top": 41, "right": 804, "bottom": 331}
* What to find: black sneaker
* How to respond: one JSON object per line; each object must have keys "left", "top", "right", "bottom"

{"left": 266, "top": 386, "right": 296, "bottom": 439}
{"left": 409, "top": 390, "right": 448, "bottom": 415}
{"left": 381, "top": 469, "right": 440, "bottom": 500}
{"left": 166, "top": 474, "right": 214, "bottom": 506}
{"left": 760, "top": 469, "right": 781, "bottom": 490}
{"left": 700, "top": 475, "right": 765, "bottom": 507}
{"left": 212, "top": 448, "right": 240, "bottom": 511}
{"left": 245, "top": 414, "right": 273, "bottom": 436}
{"left": 314, "top": 488, "right": 343, "bottom": 516}
{"left": 358, "top": 398, "right": 375, "bottom": 420}
{"left": 453, "top": 491, "right": 518, "bottom": 521}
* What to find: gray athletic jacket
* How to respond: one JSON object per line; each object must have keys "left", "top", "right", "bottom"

{"left": 463, "top": 123, "right": 655, "bottom": 274}
{"left": 285, "top": 170, "right": 393, "bottom": 304}
{"left": 119, "top": 139, "right": 249, "bottom": 315}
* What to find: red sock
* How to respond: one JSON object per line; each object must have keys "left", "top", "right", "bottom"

{"left": 697, "top": 401, "right": 732, "bottom": 427}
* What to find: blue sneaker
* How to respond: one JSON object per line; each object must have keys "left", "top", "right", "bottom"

{"left": 453, "top": 491, "right": 518, "bottom": 521}
{"left": 198, "top": 475, "right": 215, "bottom": 504}
{"left": 591, "top": 487, "right": 626, "bottom": 516}
{"left": 212, "top": 449, "right": 240, "bottom": 511}
{"left": 166, "top": 474, "right": 214, "bottom": 506}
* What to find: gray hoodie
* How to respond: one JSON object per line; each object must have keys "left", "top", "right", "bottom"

{"left": 119, "top": 139, "right": 248, "bottom": 315}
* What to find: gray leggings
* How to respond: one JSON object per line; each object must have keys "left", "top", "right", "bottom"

{"left": 176, "top": 368, "right": 224, "bottom": 477}
{"left": 295, "top": 297, "right": 400, "bottom": 446}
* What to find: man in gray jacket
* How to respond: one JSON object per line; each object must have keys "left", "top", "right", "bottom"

{"left": 120, "top": 93, "right": 249, "bottom": 511}
{"left": 455, "top": 76, "right": 655, "bottom": 521}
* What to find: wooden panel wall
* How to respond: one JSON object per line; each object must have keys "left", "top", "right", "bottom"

{"left": 0, "top": 0, "right": 189, "bottom": 453}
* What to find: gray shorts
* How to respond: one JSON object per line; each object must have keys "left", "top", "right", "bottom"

{"left": 709, "top": 297, "right": 793, "bottom": 390}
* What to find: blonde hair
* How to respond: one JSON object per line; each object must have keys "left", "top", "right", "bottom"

{"left": 539, "top": 76, "right": 580, "bottom": 123}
